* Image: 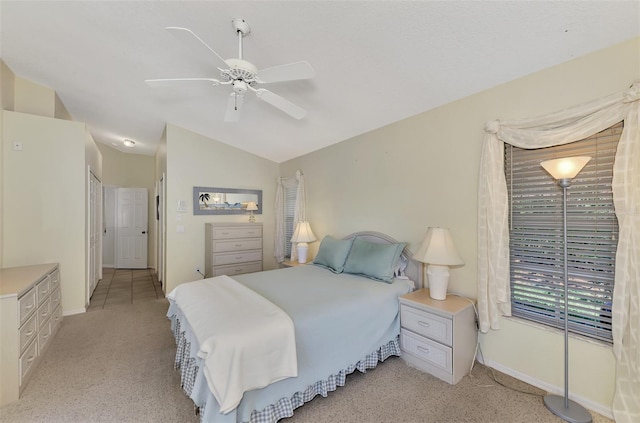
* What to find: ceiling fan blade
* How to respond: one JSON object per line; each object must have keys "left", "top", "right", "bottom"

{"left": 166, "top": 27, "right": 228, "bottom": 68}
{"left": 145, "top": 78, "right": 222, "bottom": 87}
{"left": 257, "top": 61, "right": 315, "bottom": 84}
{"left": 224, "top": 93, "right": 243, "bottom": 122}
{"left": 254, "top": 89, "right": 306, "bottom": 119}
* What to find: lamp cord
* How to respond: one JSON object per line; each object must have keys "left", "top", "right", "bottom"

{"left": 448, "top": 291, "right": 544, "bottom": 396}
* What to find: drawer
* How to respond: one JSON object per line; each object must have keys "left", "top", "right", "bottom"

{"left": 213, "top": 226, "right": 262, "bottom": 240}
{"left": 19, "top": 287, "right": 38, "bottom": 325}
{"left": 213, "top": 250, "right": 262, "bottom": 266}
{"left": 39, "top": 317, "right": 53, "bottom": 351}
{"left": 51, "top": 304, "right": 63, "bottom": 329}
{"left": 49, "top": 269, "right": 60, "bottom": 292}
{"left": 37, "top": 297, "right": 51, "bottom": 330}
{"left": 401, "top": 305, "right": 453, "bottom": 346}
{"left": 19, "top": 313, "right": 38, "bottom": 354}
{"left": 213, "top": 261, "right": 262, "bottom": 277}
{"left": 213, "top": 238, "right": 262, "bottom": 253}
{"left": 401, "top": 329, "right": 452, "bottom": 374}
{"left": 20, "top": 338, "right": 38, "bottom": 384}
{"left": 50, "top": 287, "right": 61, "bottom": 311}
{"left": 36, "top": 275, "right": 51, "bottom": 305}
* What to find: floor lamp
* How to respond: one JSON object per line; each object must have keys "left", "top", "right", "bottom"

{"left": 540, "top": 156, "right": 592, "bottom": 423}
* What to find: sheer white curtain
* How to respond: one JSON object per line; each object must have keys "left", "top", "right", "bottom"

{"left": 477, "top": 81, "right": 639, "bottom": 422}
{"left": 274, "top": 171, "right": 306, "bottom": 263}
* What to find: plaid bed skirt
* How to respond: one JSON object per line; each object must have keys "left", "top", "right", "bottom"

{"left": 170, "top": 314, "right": 401, "bottom": 423}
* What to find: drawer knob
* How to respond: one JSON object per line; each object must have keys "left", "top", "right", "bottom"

{"left": 27, "top": 355, "right": 36, "bottom": 363}
{"left": 26, "top": 304, "right": 34, "bottom": 310}
{"left": 417, "top": 346, "right": 430, "bottom": 354}
{"left": 26, "top": 330, "right": 34, "bottom": 337}
{"left": 235, "top": 244, "right": 242, "bottom": 247}
{"left": 418, "top": 321, "right": 431, "bottom": 328}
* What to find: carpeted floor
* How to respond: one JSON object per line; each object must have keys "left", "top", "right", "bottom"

{"left": 0, "top": 270, "right": 614, "bottom": 423}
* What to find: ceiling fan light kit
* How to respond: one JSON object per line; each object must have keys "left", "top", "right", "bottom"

{"left": 145, "top": 18, "right": 314, "bottom": 122}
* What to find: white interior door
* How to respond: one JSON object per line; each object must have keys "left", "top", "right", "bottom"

{"left": 88, "top": 171, "right": 102, "bottom": 301}
{"left": 116, "top": 188, "right": 148, "bottom": 269}
{"left": 157, "top": 175, "right": 165, "bottom": 285}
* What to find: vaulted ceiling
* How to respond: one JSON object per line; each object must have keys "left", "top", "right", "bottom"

{"left": 1, "top": 1, "right": 638, "bottom": 162}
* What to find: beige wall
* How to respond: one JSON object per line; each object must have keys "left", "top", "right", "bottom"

{"left": 14, "top": 76, "right": 56, "bottom": 118}
{"left": 163, "top": 124, "right": 279, "bottom": 294}
{"left": 97, "top": 143, "right": 156, "bottom": 269}
{"left": 1, "top": 60, "right": 15, "bottom": 111}
{"left": 1, "top": 65, "right": 102, "bottom": 314}
{"left": 280, "top": 37, "right": 640, "bottom": 416}
{"left": 154, "top": 127, "right": 167, "bottom": 284}
{"left": 0, "top": 61, "right": 15, "bottom": 265}
{"left": 2, "top": 111, "right": 92, "bottom": 313}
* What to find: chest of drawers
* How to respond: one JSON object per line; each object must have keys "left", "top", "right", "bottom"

{"left": 205, "top": 222, "right": 263, "bottom": 277}
{"left": 399, "top": 288, "right": 477, "bottom": 385}
{"left": 0, "top": 263, "right": 62, "bottom": 406}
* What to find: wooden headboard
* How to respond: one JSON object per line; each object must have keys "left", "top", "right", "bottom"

{"left": 342, "top": 231, "right": 423, "bottom": 289}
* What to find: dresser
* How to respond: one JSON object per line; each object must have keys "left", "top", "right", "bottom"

{"left": 0, "top": 263, "right": 62, "bottom": 406}
{"left": 399, "top": 288, "right": 477, "bottom": 385}
{"left": 205, "top": 222, "right": 263, "bottom": 277}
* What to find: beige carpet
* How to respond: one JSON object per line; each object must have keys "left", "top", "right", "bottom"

{"left": 0, "top": 295, "right": 613, "bottom": 423}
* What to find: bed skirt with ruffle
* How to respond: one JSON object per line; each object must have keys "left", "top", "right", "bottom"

{"left": 169, "top": 313, "right": 401, "bottom": 423}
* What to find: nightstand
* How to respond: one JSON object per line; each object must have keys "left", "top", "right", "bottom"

{"left": 280, "top": 260, "right": 309, "bottom": 268}
{"left": 399, "top": 288, "right": 477, "bottom": 385}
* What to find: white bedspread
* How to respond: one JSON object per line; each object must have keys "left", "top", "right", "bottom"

{"left": 166, "top": 275, "right": 297, "bottom": 414}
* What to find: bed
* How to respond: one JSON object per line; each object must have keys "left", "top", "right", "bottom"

{"left": 167, "top": 231, "right": 423, "bottom": 423}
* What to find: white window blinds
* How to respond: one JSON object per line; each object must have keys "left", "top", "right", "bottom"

{"left": 505, "top": 122, "right": 621, "bottom": 342}
{"left": 284, "top": 184, "right": 298, "bottom": 257}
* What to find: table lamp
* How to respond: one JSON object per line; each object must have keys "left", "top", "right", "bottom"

{"left": 414, "top": 227, "right": 464, "bottom": 300}
{"left": 291, "top": 221, "right": 316, "bottom": 263}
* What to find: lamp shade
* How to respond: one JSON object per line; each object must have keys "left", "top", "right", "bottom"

{"left": 246, "top": 201, "right": 258, "bottom": 211}
{"left": 414, "top": 227, "right": 464, "bottom": 266}
{"left": 290, "top": 221, "right": 316, "bottom": 243}
{"left": 540, "top": 156, "right": 591, "bottom": 180}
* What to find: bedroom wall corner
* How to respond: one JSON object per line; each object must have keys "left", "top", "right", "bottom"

{"left": 279, "top": 36, "right": 640, "bottom": 416}
{"left": 163, "top": 124, "right": 279, "bottom": 294}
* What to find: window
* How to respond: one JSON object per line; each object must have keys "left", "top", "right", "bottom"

{"left": 284, "top": 184, "right": 298, "bottom": 258}
{"left": 505, "top": 122, "right": 621, "bottom": 342}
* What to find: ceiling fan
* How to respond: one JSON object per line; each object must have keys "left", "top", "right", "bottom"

{"left": 146, "top": 18, "right": 315, "bottom": 122}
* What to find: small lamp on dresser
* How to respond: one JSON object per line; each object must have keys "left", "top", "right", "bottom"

{"left": 414, "top": 227, "right": 464, "bottom": 300}
{"left": 290, "top": 221, "right": 316, "bottom": 263}
{"left": 246, "top": 201, "right": 258, "bottom": 222}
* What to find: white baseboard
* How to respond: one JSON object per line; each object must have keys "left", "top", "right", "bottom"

{"left": 481, "top": 357, "right": 613, "bottom": 419}
{"left": 63, "top": 308, "right": 86, "bottom": 316}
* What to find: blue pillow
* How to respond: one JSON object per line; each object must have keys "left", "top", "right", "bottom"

{"left": 343, "top": 238, "right": 407, "bottom": 283}
{"left": 312, "top": 236, "right": 354, "bottom": 273}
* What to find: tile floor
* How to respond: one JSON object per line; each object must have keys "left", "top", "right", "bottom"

{"left": 87, "top": 268, "right": 164, "bottom": 310}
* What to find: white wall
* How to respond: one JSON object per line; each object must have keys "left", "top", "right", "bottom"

{"left": 279, "top": 37, "right": 640, "bottom": 415}
{"left": 163, "top": 124, "right": 279, "bottom": 294}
